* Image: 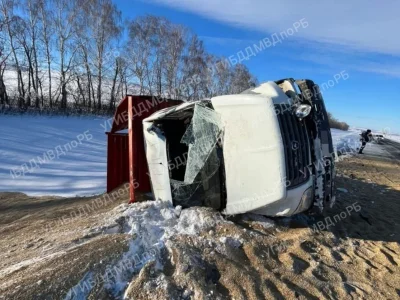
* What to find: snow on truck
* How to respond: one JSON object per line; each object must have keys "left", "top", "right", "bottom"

{"left": 143, "top": 79, "right": 336, "bottom": 217}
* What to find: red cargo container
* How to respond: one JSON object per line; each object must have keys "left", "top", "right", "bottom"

{"left": 106, "top": 95, "right": 182, "bottom": 203}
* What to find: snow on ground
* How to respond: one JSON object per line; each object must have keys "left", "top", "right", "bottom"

{"left": 387, "top": 134, "right": 400, "bottom": 143}
{"left": 0, "top": 115, "right": 109, "bottom": 197}
{"left": 64, "top": 200, "right": 234, "bottom": 298}
{"left": 331, "top": 128, "right": 361, "bottom": 154}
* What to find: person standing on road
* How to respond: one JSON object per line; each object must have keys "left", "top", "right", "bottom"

{"left": 359, "top": 129, "right": 372, "bottom": 154}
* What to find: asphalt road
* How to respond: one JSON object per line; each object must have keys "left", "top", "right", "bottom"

{"left": 362, "top": 138, "right": 400, "bottom": 162}
{"left": 382, "top": 139, "right": 400, "bottom": 160}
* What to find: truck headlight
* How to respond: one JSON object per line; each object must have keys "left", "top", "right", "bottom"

{"left": 295, "top": 104, "right": 312, "bottom": 119}
{"left": 295, "top": 186, "right": 314, "bottom": 213}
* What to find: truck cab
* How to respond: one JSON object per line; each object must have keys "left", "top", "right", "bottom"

{"left": 143, "top": 79, "right": 336, "bottom": 216}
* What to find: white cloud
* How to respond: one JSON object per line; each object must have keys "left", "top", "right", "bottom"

{"left": 148, "top": 0, "right": 400, "bottom": 55}
{"left": 198, "top": 36, "right": 254, "bottom": 46}
{"left": 198, "top": 35, "right": 400, "bottom": 78}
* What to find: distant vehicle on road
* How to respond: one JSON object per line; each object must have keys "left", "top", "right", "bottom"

{"left": 375, "top": 134, "right": 384, "bottom": 143}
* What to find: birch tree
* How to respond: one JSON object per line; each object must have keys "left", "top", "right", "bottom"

{"left": 23, "top": 0, "right": 41, "bottom": 107}
{"left": 0, "top": 20, "right": 9, "bottom": 105}
{"left": 229, "top": 64, "right": 257, "bottom": 94}
{"left": 126, "top": 17, "right": 153, "bottom": 95}
{"left": 38, "top": 0, "right": 54, "bottom": 106}
{"left": 0, "top": 8, "right": 259, "bottom": 111}
{"left": 0, "top": 0, "right": 25, "bottom": 105}
{"left": 53, "top": 0, "right": 78, "bottom": 109}
{"left": 180, "top": 34, "right": 207, "bottom": 100}
{"left": 80, "top": 0, "right": 121, "bottom": 109}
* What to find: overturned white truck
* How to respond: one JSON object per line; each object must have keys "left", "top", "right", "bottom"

{"left": 143, "top": 79, "right": 335, "bottom": 216}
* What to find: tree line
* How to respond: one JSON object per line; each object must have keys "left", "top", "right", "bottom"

{"left": 328, "top": 112, "right": 349, "bottom": 131}
{"left": 0, "top": 0, "right": 257, "bottom": 113}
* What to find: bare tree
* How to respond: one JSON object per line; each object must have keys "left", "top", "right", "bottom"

{"left": 79, "top": 0, "right": 121, "bottom": 109}
{"left": 229, "top": 63, "right": 257, "bottom": 94}
{"left": 0, "top": 0, "right": 25, "bottom": 106}
{"left": 0, "top": 29, "right": 10, "bottom": 105}
{"left": 0, "top": 9, "right": 259, "bottom": 112}
{"left": 75, "top": 26, "right": 95, "bottom": 108}
{"left": 0, "top": 15, "right": 7, "bottom": 105}
{"left": 126, "top": 16, "right": 154, "bottom": 95}
{"left": 180, "top": 34, "right": 208, "bottom": 100}
{"left": 150, "top": 17, "right": 169, "bottom": 97}
{"left": 53, "top": 0, "right": 79, "bottom": 109}
{"left": 0, "top": 59, "right": 8, "bottom": 106}
{"left": 13, "top": 16, "right": 33, "bottom": 106}
{"left": 22, "top": 0, "right": 42, "bottom": 107}
{"left": 163, "top": 23, "right": 186, "bottom": 98}
{"left": 38, "top": 0, "right": 54, "bottom": 107}
{"left": 209, "top": 57, "right": 231, "bottom": 97}
{"left": 109, "top": 56, "right": 122, "bottom": 110}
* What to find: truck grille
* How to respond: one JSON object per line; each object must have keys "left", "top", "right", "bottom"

{"left": 275, "top": 105, "right": 310, "bottom": 188}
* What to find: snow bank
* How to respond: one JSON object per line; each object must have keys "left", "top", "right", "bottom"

{"left": 387, "top": 134, "right": 400, "bottom": 143}
{"left": 75, "top": 200, "right": 229, "bottom": 298}
{"left": 64, "top": 199, "right": 268, "bottom": 298}
{"left": 0, "top": 115, "right": 108, "bottom": 196}
{"left": 331, "top": 128, "right": 361, "bottom": 155}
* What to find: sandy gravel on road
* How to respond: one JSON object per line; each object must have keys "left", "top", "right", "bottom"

{"left": 127, "top": 154, "right": 400, "bottom": 299}
{"left": 0, "top": 154, "right": 399, "bottom": 299}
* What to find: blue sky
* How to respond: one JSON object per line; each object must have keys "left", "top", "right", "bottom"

{"left": 115, "top": 0, "right": 400, "bottom": 133}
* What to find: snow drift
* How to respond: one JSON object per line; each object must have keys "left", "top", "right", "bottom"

{"left": 64, "top": 200, "right": 235, "bottom": 298}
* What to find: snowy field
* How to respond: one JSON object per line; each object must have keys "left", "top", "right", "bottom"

{"left": 0, "top": 116, "right": 375, "bottom": 197}
{"left": 2, "top": 69, "right": 141, "bottom": 106}
{"left": 0, "top": 115, "right": 110, "bottom": 197}
{"left": 387, "top": 134, "right": 400, "bottom": 143}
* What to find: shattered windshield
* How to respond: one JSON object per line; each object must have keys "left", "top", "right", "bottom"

{"left": 170, "top": 103, "right": 224, "bottom": 208}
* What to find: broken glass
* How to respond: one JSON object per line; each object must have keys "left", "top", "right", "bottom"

{"left": 170, "top": 103, "right": 224, "bottom": 208}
